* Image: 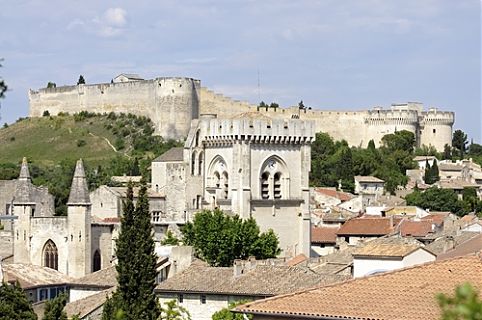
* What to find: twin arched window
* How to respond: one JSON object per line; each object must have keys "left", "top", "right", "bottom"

{"left": 43, "top": 240, "right": 58, "bottom": 270}
{"left": 260, "top": 157, "right": 288, "bottom": 200}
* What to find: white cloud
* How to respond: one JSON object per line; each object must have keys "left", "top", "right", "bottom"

{"left": 103, "top": 8, "right": 127, "bottom": 27}
{"left": 66, "top": 7, "right": 127, "bottom": 38}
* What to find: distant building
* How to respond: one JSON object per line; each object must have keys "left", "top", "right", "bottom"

{"left": 354, "top": 176, "right": 385, "bottom": 196}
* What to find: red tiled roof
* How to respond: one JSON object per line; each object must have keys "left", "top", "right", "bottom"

{"left": 337, "top": 217, "right": 396, "bottom": 236}
{"left": 314, "top": 188, "right": 353, "bottom": 202}
{"left": 286, "top": 254, "right": 308, "bottom": 267}
{"left": 311, "top": 227, "right": 338, "bottom": 244}
{"left": 421, "top": 213, "right": 449, "bottom": 226}
{"left": 437, "top": 234, "right": 482, "bottom": 260}
{"left": 400, "top": 220, "right": 433, "bottom": 237}
{"left": 235, "top": 255, "right": 482, "bottom": 320}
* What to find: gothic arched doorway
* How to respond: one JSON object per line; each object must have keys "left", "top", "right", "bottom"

{"left": 93, "top": 250, "right": 101, "bottom": 272}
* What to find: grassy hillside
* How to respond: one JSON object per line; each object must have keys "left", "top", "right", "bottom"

{"left": 0, "top": 115, "right": 118, "bottom": 166}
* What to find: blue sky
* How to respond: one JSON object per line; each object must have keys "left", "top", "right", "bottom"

{"left": 1, "top": 0, "right": 481, "bottom": 142}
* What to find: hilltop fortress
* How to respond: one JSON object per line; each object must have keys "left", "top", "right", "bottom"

{"left": 29, "top": 75, "right": 454, "bottom": 150}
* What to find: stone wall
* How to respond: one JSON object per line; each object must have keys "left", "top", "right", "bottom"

{"left": 29, "top": 77, "right": 454, "bottom": 150}
{"left": 29, "top": 78, "right": 200, "bottom": 139}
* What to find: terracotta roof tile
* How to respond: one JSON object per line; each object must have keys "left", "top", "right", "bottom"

{"left": 337, "top": 217, "right": 396, "bottom": 236}
{"left": 353, "top": 237, "right": 431, "bottom": 258}
{"left": 152, "top": 147, "right": 184, "bottom": 162}
{"left": 400, "top": 220, "right": 433, "bottom": 237}
{"left": 236, "top": 255, "right": 482, "bottom": 320}
{"left": 314, "top": 188, "right": 353, "bottom": 202}
{"left": 311, "top": 227, "right": 339, "bottom": 244}
{"left": 65, "top": 287, "right": 115, "bottom": 318}
{"left": 354, "top": 176, "right": 385, "bottom": 183}
{"left": 437, "top": 234, "right": 482, "bottom": 260}
{"left": 286, "top": 254, "right": 308, "bottom": 267}
{"left": 2, "top": 264, "right": 73, "bottom": 289}
{"left": 421, "top": 212, "right": 449, "bottom": 226}
{"left": 155, "top": 262, "right": 344, "bottom": 296}
{"left": 70, "top": 266, "right": 117, "bottom": 288}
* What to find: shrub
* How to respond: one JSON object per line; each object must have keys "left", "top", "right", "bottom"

{"left": 42, "top": 110, "right": 50, "bottom": 117}
{"left": 77, "top": 139, "right": 87, "bottom": 147}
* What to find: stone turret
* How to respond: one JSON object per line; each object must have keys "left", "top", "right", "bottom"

{"left": 67, "top": 159, "right": 90, "bottom": 205}
{"left": 13, "top": 157, "right": 34, "bottom": 204}
{"left": 67, "top": 159, "right": 91, "bottom": 277}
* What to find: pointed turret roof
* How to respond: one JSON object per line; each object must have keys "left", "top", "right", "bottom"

{"left": 19, "top": 157, "right": 31, "bottom": 180}
{"left": 13, "top": 157, "right": 34, "bottom": 204}
{"left": 67, "top": 159, "right": 91, "bottom": 205}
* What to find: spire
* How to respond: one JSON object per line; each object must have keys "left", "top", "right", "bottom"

{"left": 19, "top": 157, "right": 30, "bottom": 181}
{"left": 67, "top": 159, "right": 90, "bottom": 205}
{"left": 13, "top": 157, "right": 34, "bottom": 204}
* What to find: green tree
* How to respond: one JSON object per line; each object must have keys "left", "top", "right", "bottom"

{"left": 212, "top": 300, "right": 252, "bottom": 320}
{"left": 430, "top": 161, "right": 439, "bottom": 183}
{"left": 159, "top": 300, "right": 191, "bottom": 320}
{"left": 102, "top": 182, "right": 160, "bottom": 320}
{"left": 181, "top": 209, "right": 280, "bottom": 267}
{"left": 47, "top": 82, "right": 56, "bottom": 89}
{"left": 452, "top": 130, "right": 468, "bottom": 159}
{"left": 0, "top": 59, "right": 7, "bottom": 99}
{"left": 0, "top": 282, "right": 37, "bottom": 320}
{"left": 381, "top": 130, "right": 415, "bottom": 154}
{"left": 443, "top": 144, "right": 453, "bottom": 160}
{"left": 405, "top": 187, "right": 466, "bottom": 216}
{"left": 161, "top": 230, "right": 180, "bottom": 246}
{"left": 437, "top": 283, "right": 482, "bottom": 320}
{"left": 424, "top": 160, "right": 432, "bottom": 184}
{"left": 415, "top": 145, "right": 439, "bottom": 157}
{"left": 42, "top": 293, "right": 68, "bottom": 320}
{"left": 77, "top": 75, "right": 86, "bottom": 85}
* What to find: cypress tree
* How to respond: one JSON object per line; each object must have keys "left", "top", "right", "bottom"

{"left": 430, "top": 161, "right": 440, "bottom": 183}
{"left": 102, "top": 181, "right": 160, "bottom": 320}
{"left": 424, "top": 160, "right": 432, "bottom": 184}
{"left": 42, "top": 293, "right": 68, "bottom": 320}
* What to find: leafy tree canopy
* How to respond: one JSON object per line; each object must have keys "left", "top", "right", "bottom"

{"left": 452, "top": 129, "right": 468, "bottom": 159}
{"left": 42, "top": 293, "right": 68, "bottom": 320}
{"left": 212, "top": 300, "right": 253, "bottom": 320}
{"left": 77, "top": 75, "right": 85, "bottom": 85}
{"left": 405, "top": 187, "right": 466, "bottom": 216}
{"left": 160, "top": 300, "right": 191, "bottom": 320}
{"left": 0, "top": 282, "right": 37, "bottom": 320}
{"left": 437, "top": 283, "right": 482, "bottom": 320}
{"left": 181, "top": 209, "right": 280, "bottom": 267}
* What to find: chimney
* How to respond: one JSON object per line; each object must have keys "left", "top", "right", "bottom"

{"left": 443, "top": 236, "right": 455, "bottom": 253}
{"left": 233, "top": 259, "right": 243, "bottom": 277}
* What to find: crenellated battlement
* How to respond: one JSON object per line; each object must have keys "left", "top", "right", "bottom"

{"left": 199, "top": 118, "right": 315, "bottom": 145}
{"left": 28, "top": 75, "right": 455, "bottom": 151}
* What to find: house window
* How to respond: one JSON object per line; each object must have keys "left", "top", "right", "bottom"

{"left": 191, "top": 151, "right": 196, "bottom": 175}
{"left": 198, "top": 152, "right": 204, "bottom": 177}
{"left": 214, "top": 172, "right": 220, "bottom": 188}
{"left": 152, "top": 211, "right": 159, "bottom": 222}
{"left": 178, "top": 294, "right": 184, "bottom": 303}
{"left": 39, "top": 288, "right": 48, "bottom": 301}
{"left": 43, "top": 240, "right": 58, "bottom": 270}
{"left": 433, "top": 129, "right": 436, "bottom": 133}
{"left": 200, "top": 295, "right": 206, "bottom": 304}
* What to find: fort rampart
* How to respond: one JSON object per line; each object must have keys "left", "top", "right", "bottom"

{"left": 29, "top": 77, "right": 454, "bottom": 150}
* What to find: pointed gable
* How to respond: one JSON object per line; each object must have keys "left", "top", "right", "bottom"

{"left": 67, "top": 159, "right": 91, "bottom": 205}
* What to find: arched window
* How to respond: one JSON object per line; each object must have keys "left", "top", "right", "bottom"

{"left": 191, "top": 151, "right": 197, "bottom": 175}
{"left": 93, "top": 250, "right": 101, "bottom": 272}
{"left": 195, "top": 130, "right": 200, "bottom": 147}
{"left": 274, "top": 172, "right": 282, "bottom": 199}
{"left": 43, "top": 240, "right": 58, "bottom": 270}
{"left": 214, "top": 172, "right": 220, "bottom": 188}
{"left": 198, "top": 152, "right": 204, "bottom": 177}
{"left": 222, "top": 172, "right": 229, "bottom": 199}
{"left": 261, "top": 172, "right": 270, "bottom": 199}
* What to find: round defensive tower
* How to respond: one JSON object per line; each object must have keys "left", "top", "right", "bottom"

{"left": 152, "top": 77, "right": 200, "bottom": 139}
{"left": 419, "top": 108, "right": 454, "bottom": 151}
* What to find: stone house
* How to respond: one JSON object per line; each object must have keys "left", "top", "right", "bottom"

{"left": 336, "top": 216, "right": 400, "bottom": 246}
{"left": 0, "top": 263, "right": 72, "bottom": 303}
{"left": 155, "top": 258, "right": 345, "bottom": 320}
{"left": 352, "top": 237, "right": 435, "bottom": 278}
{"left": 235, "top": 255, "right": 482, "bottom": 319}
{"left": 354, "top": 176, "right": 385, "bottom": 196}
{"left": 311, "top": 226, "right": 338, "bottom": 257}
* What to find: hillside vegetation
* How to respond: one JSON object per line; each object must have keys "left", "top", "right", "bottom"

{"left": 0, "top": 115, "right": 118, "bottom": 166}
{"left": 0, "top": 112, "right": 181, "bottom": 215}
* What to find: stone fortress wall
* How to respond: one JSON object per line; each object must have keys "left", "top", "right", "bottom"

{"left": 29, "top": 77, "right": 200, "bottom": 140}
{"left": 29, "top": 77, "right": 454, "bottom": 150}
